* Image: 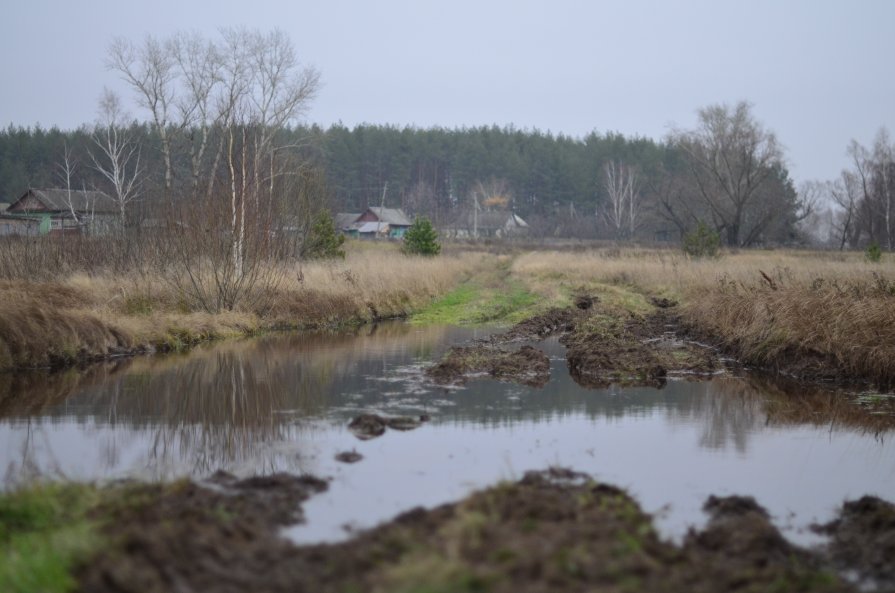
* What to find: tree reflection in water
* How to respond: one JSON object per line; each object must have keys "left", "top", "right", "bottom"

{"left": 1, "top": 323, "right": 892, "bottom": 484}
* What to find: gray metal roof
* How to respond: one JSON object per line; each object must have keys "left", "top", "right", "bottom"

{"left": 335, "top": 212, "right": 361, "bottom": 229}
{"left": 356, "top": 221, "right": 389, "bottom": 234}
{"left": 367, "top": 207, "right": 412, "bottom": 226}
{"left": 10, "top": 188, "right": 117, "bottom": 214}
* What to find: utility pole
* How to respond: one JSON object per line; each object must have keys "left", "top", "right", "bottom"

{"left": 378, "top": 181, "right": 388, "bottom": 238}
{"left": 473, "top": 190, "right": 479, "bottom": 240}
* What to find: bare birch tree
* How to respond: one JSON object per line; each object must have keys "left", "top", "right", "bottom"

{"left": 89, "top": 88, "right": 143, "bottom": 228}
{"left": 601, "top": 160, "right": 639, "bottom": 239}
{"left": 107, "top": 35, "right": 178, "bottom": 197}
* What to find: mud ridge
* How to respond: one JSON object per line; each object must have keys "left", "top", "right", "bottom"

{"left": 427, "top": 343, "right": 551, "bottom": 387}
{"left": 426, "top": 299, "right": 722, "bottom": 389}
{"left": 75, "top": 468, "right": 889, "bottom": 593}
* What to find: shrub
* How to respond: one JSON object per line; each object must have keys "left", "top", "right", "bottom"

{"left": 304, "top": 210, "right": 346, "bottom": 260}
{"left": 682, "top": 222, "right": 721, "bottom": 258}
{"left": 403, "top": 217, "right": 441, "bottom": 256}
{"left": 865, "top": 241, "right": 882, "bottom": 263}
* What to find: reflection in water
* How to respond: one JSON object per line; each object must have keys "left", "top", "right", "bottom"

{"left": 1, "top": 322, "right": 893, "bottom": 543}
{"left": 1, "top": 323, "right": 454, "bottom": 481}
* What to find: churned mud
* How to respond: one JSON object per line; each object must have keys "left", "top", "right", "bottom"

{"left": 814, "top": 495, "right": 895, "bottom": 589}
{"left": 427, "top": 344, "right": 551, "bottom": 387}
{"left": 72, "top": 468, "right": 893, "bottom": 593}
{"left": 76, "top": 472, "right": 328, "bottom": 593}
{"left": 426, "top": 296, "right": 720, "bottom": 389}
{"left": 562, "top": 307, "right": 720, "bottom": 388}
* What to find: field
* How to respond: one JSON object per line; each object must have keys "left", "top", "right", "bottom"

{"left": 2, "top": 240, "right": 895, "bottom": 592}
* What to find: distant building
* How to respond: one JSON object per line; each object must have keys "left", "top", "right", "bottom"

{"left": 338, "top": 207, "right": 413, "bottom": 239}
{"left": 5, "top": 188, "right": 119, "bottom": 236}
{"left": 443, "top": 210, "right": 529, "bottom": 239}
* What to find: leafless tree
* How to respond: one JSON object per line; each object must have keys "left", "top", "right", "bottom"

{"left": 871, "top": 129, "right": 895, "bottom": 250}
{"left": 89, "top": 88, "right": 143, "bottom": 228}
{"left": 672, "top": 102, "right": 785, "bottom": 246}
{"left": 107, "top": 35, "right": 178, "bottom": 196}
{"left": 826, "top": 174, "right": 861, "bottom": 250}
{"left": 56, "top": 142, "right": 86, "bottom": 228}
{"left": 601, "top": 160, "right": 639, "bottom": 239}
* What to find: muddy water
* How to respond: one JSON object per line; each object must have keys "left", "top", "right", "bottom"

{"left": 1, "top": 322, "right": 893, "bottom": 546}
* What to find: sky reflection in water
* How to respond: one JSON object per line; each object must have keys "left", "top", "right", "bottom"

{"left": 0, "top": 322, "right": 892, "bottom": 545}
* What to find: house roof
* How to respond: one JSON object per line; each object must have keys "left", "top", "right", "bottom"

{"left": 356, "top": 221, "right": 389, "bottom": 234}
{"left": 335, "top": 212, "right": 361, "bottom": 230}
{"left": 367, "top": 207, "right": 412, "bottom": 226}
{"left": 8, "top": 188, "right": 117, "bottom": 214}
{"left": 447, "top": 210, "right": 528, "bottom": 231}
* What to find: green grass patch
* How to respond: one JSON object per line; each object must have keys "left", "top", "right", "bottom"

{"left": 412, "top": 283, "right": 543, "bottom": 326}
{"left": 0, "top": 483, "right": 102, "bottom": 593}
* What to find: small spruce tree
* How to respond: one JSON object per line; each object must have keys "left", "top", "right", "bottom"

{"left": 403, "top": 217, "right": 441, "bottom": 256}
{"left": 304, "top": 210, "right": 346, "bottom": 259}
{"left": 682, "top": 221, "right": 721, "bottom": 258}
{"left": 865, "top": 241, "right": 882, "bottom": 263}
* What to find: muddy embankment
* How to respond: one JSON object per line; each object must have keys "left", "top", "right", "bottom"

{"left": 75, "top": 468, "right": 895, "bottom": 593}
{"left": 427, "top": 295, "right": 722, "bottom": 389}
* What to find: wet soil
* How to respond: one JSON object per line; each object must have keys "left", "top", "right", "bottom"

{"left": 815, "top": 495, "right": 895, "bottom": 589}
{"left": 562, "top": 307, "right": 720, "bottom": 389}
{"left": 75, "top": 468, "right": 883, "bottom": 593}
{"left": 347, "top": 413, "right": 427, "bottom": 440}
{"left": 427, "top": 298, "right": 720, "bottom": 389}
{"left": 77, "top": 472, "right": 328, "bottom": 593}
{"left": 427, "top": 344, "right": 551, "bottom": 387}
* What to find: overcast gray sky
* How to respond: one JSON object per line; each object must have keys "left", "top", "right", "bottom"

{"left": 2, "top": 0, "right": 893, "bottom": 184}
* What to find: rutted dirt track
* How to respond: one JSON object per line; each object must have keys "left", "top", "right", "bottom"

{"left": 76, "top": 469, "right": 895, "bottom": 593}
{"left": 427, "top": 296, "right": 722, "bottom": 389}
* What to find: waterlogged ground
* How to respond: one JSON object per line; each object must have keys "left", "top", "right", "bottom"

{"left": 1, "top": 321, "right": 893, "bottom": 553}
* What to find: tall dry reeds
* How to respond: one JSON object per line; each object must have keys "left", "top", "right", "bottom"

{"left": 511, "top": 248, "right": 895, "bottom": 386}
{"left": 684, "top": 271, "right": 895, "bottom": 387}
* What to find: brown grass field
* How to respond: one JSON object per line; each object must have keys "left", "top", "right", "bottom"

{"left": 0, "top": 241, "right": 484, "bottom": 370}
{"left": 0, "top": 237, "right": 893, "bottom": 387}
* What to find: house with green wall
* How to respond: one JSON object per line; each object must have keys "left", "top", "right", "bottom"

{"left": 4, "top": 188, "right": 119, "bottom": 236}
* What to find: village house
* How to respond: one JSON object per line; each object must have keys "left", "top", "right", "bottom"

{"left": 337, "top": 207, "right": 413, "bottom": 239}
{"left": 443, "top": 210, "right": 529, "bottom": 239}
{"left": 4, "top": 188, "right": 120, "bottom": 236}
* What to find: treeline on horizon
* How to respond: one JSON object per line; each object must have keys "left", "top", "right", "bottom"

{"left": 0, "top": 120, "right": 812, "bottom": 246}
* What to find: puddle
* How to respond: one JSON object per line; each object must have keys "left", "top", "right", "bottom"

{"left": 0, "top": 321, "right": 892, "bottom": 548}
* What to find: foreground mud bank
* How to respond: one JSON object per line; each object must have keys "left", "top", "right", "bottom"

{"left": 15, "top": 469, "right": 885, "bottom": 593}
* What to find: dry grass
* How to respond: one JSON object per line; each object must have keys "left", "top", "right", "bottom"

{"left": 511, "top": 248, "right": 895, "bottom": 387}
{"left": 0, "top": 244, "right": 484, "bottom": 370}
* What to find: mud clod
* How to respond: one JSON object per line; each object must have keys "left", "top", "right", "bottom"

{"left": 348, "top": 413, "right": 387, "bottom": 439}
{"left": 427, "top": 343, "right": 550, "bottom": 387}
{"left": 574, "top": 294, "right": 596, "bottom": 310}
{"left": 650, "top": 296, "right": 678, "bottom": 308}
{"left": 335, "top": 450, "right": 364, "bottom": 463}
{"left": 386, "top": 416, "right": 423, "bottom": 431}
{"left": 348, "top": 413, "right": 426, "bottom": 439}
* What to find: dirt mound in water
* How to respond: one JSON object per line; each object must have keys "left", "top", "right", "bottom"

{"left": 562, "top": 309, "right": 719, "bottom": 388}
{"left": 427, "top": 344, "right": 550, "bottom": 387}
{"left": 428, "top": 299, "right": 720, "bottom": 390}
{"left": 348, "top": 413, "right": 426, "bottom": 439}
{"left": 815, "top": 495, "right": 895, "bottom": 589}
